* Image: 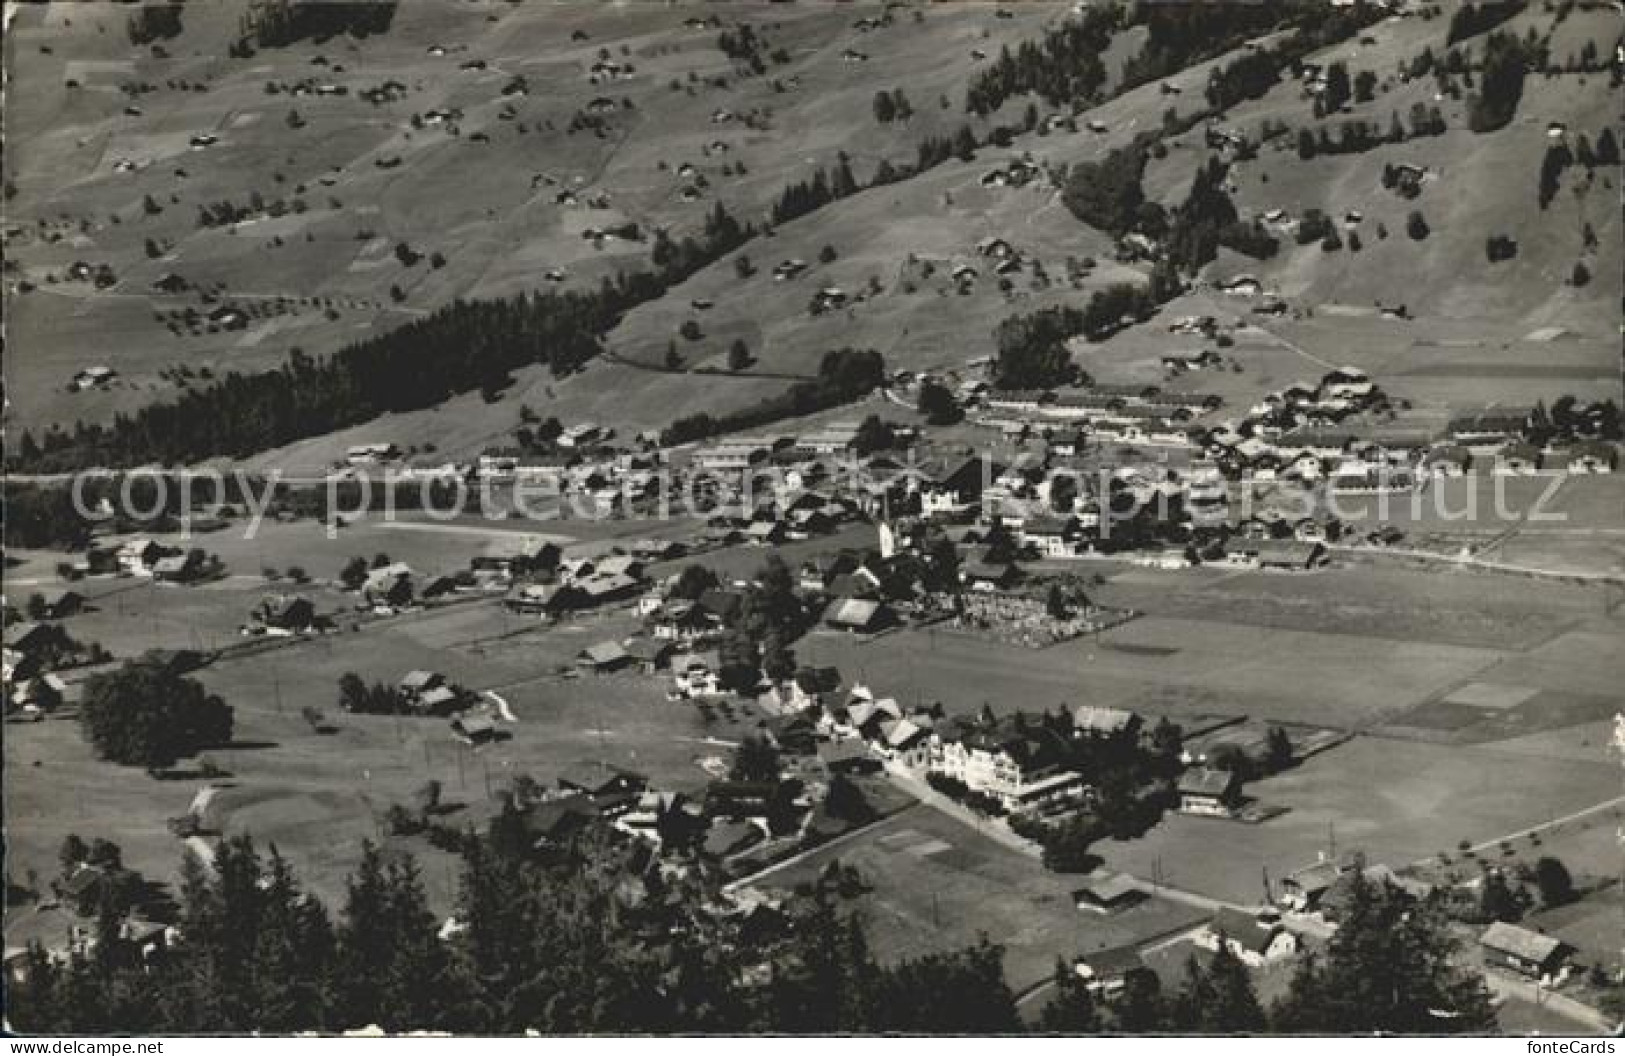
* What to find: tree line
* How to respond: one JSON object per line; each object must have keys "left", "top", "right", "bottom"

{"left": 661, "top": 347, "right": 885, "bottom": 445}
{"left": 9, "top": 821, "right": 1498, "bottom": 1034}
{"left": 235, "top": 0, "right": 396, "bottom": 52}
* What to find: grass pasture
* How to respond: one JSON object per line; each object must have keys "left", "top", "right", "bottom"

{"left": 1091, "top": 735, "right": 1622, "bottom": 907}
{"left": 3, "top": 589, "right": 761, "bottom": 944}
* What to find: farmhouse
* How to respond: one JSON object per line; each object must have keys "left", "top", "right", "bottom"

{"left": 1424, "top": 446, "right": 1472, "bottom": 477}
{"left": 33, "top": 590, "right": 86, "bottom": 619}
{"left": 817, "top": 738, "right": 876, "bottom": 776}
{"left": 151, "top": 552, "right": 206, "bottom": 584}
{"left": 505, "top": 582, "right": 575, "bottom": 616}
{"left": 702, "top": 820, "right": 763, "bottom": 860}
{"left": 1072, "top": 706, "right": 1139, "bottom": 738}
{"left": 1020, "top": 515, "right": 1076, "bottom": 558}
{"left": 823, "top": 597, "right": 892, "bottom": 634}
{"left": 1196, "top": 908, "right": 1299, "bottom": 967}
{"left": 648, "top": 600, "right": 715, "bottom": 641}
{"left": 1073, "top": 872, "right": 1147, "bottom": 914}
{"left": 116, "top": 539, "right": 164, "bottom": 576}
{"left": 1074, "top": 947, "right": 1146, "bottom": 996}
{"left": 1279, "top": 858, "right": 1350, "bottom": 912}
{"left": 345, "top": 443, "right": 401, "bottom": 466}
{"left": 623, "top": 637, "right": 674, "bottom": 673}
{"left": 523, "top": 794, "right": 600, "bottom": 847}
{"left": 362, "top": 563, "right": 415, "bottom": 608}
{"left": 1178, "top": 767, "right": 1240, "bottom": 816}
{"left": 254, "top": 594, "right": 315, "bottom": 634}
{"left": 69, "top": 365, "right": 120, "bottom": 394}
{"left": 578, "top": 641, "right": 632, "bottom": 674}
{"left": 1479, "top": 921, "right": 1569, "bottom": 980}
{"left": 1494, "top": 443, "right": 1543, "bottom": 475}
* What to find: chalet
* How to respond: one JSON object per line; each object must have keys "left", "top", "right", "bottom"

{"left": 1073, "top": 872, "right": 1147, "bottom": 914}
{"left": 575, "top": 572, "right": 641, "bottom": 605}
{"left": 649, "top": 600, "right": 714, "bottom": 641}
{"left": 35, "top": 590, "right": 85, "bottom": 619}
{"left": 557, "top": 423, "right": 603, "bottom": 448}
{"left": 1494, "top": 443, "right": 1543, "bottom": 476}
{"left": 416, "top": 685, "right": 461, "bottom": 716}
{"left": 1074, "top": 947, "right": 1146, "bottom": 996}
{"left": 1279, "top": 858, "right": 1348, "bottom": 912}
{"left": 558, "top": 764, "right": 646, "bottom": 805}
{"left": 1247, "top": 539, "right": 1328, "bottom": 571}
{"left": 362, "top": 563, "right": 415, "bottom": 608}
{"left": 1162, "top": 350, "right": 1223, "bottom": 373}
{"left": 879, "top": 717, "right": 931, "bottom": 758}
{"left": 593, "top": 554, "right": 645, "bottom": 581}
{"left": 624, "top": 637, "right": 674, "bottom": 673}
{"left": 789, "top": 666, "right": 842, "bottom": 709}
{"left": 1020, "top": 515, "right": 1075, "bottom": 558}
{"left": 116, "top": 539, "right": 165, "bottom": 576}
{"left": 812, "top": 286, "right": 848, "bottom": 311}
{"left": 1178, "top": 767, "right": 1240, "bottom": 816}
{"left": 151, "top": 552, "right": 205, "bottom": 584}
{"left": 918, "top": 455, "right": 1001, "bottom": 515}
{"left": 505, "top": 582, "right": 575, "bottom": 616}
{"left": 578, "top": 641, "right": 632, "bottom": 673}
{"left": 702, "top": 820, "right": 763, "bottom": 860}
{"left": 472, "top": 537, "right": 561, "bottom": 576}
{"left": 256, "top": 594, "right": 315, "bottom": 633}
{"left": 961, "top": 560, "right": 1018, "bottom": 592}
{"left": 451, "top": 712, "right": 498, "bottom": 745}
{"left": 399, "top": 669, "right": 446, "bottom": 700}
{"left": 1563, "top": 441, "right": 1617, "bottom": 474}
{"left": 823, "top": 597, "right": 892, "bottom": 634}
{"left": 1072, "top": 706, "right": 1139, "bottom": 738}
{"left": 523, "top": 793, "right": 599, "bottom": 846}
{"left": 817, "top": 738, "right": 877, "bottom": 775}
{"left": 615, "top": 790, "right": 690, "bottom": 847}
{"left": 1196, "top": 908, "right": 1299, "bottom": 967}
{"left": 1480, "top": 922, "right": 1569, "bottom": 980}
{"left": 345, "top": 442, "right": 400, "bottom": 466}
{"left": 1217, "top": 274, "right": 1261, "bottom": 296}
{"left": 1424, "top": 445, "right": 1472, "bottom": 477}
{"left": 672, "top": 654, "right": 723, "bottom": 698}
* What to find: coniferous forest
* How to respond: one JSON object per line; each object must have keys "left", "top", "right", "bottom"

{"left": 9, "top": 819, "right": 1496, "bottom": 1035}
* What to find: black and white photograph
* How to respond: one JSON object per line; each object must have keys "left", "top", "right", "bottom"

{"left": 2, "top": 0, "right": 1622, "bottom": 1041}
